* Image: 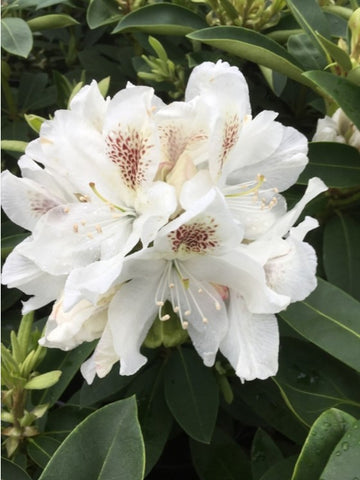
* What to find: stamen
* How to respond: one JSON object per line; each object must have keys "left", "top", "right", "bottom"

{"left": 182, "top": 321, "right": 189, "bottom": 329}
{"left": 87, "top": 233, "right": 94, "bottom": 239}
{"left": 63, "top": 207, "right": 70, "bottom": 214}
{"left": 95, "top": 224, "right": 103, "bottom": 233}
{"left": 89, "top": 182, "right": 126, "bottom": 212}
{"left": 160, "top": 314, "right": 170, "bottom": 321}
{"left": 73, "top": 223, "right": 79, "bottom": 233}
{"left": 202, "top": 317, "right": 208, "bottom": 324}
{"left": 225, "top": 174, "right": 265, "bottom": 199}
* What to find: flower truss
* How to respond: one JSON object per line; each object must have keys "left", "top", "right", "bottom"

{"left": 2, "top": 61, "right": 327, "bottom": 384}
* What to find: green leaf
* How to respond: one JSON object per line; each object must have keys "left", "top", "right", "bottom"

{"left": 303, "top": 71, "right": 360, "bottom": 129}
{"left": 18, "top": 72, "right": 55, "bottom": 112}
{"left": 24, "top": 114, "right": 46, "bottom": 134}
{"left": 35, "top": 342, "right": 96, "bottom": 407}
{"left": 27, "top": 14, "right": 79, "bottom": 31}
{"left": 259, "top": 456, "right": 297, "bottom": 480}
{"left": 234, "top": 379, "right": 308, "bottom": 444}
{"left": 190, "top": 429, "right": 251, "bottom": 480}
{"left": 298, "top": 142, "right": 360, "bottom": 189}
{"left": 80, "top": 364, "right": 132, "bottom": 407}
{"left": 187, "top": 27, "right": 313, "bottom": 88}
{"left": 25, "top": 370, "right": 62, "bottom": 390}
{"left": 113, "top": 3, "right": 208, "bottom": 35}
{"left": 1, "top": 18, "right": 33, "bottom": 58}
{"left": 273, "top": 338, "right": 360, "bottom": 426}
{"left": 38, "top": 397, "right": 145, "bottom": 480}
{"left": 320, "top": 419, "right": 360, "bottom": 480}
{"left": 291, "top": 408, "right": 356, "bottom": 480}
{"left": 279, "top": 278, "right": 360, "bottom": 372}
{"left": 27, "top": 436, "right": 61, "bottom": 469}
{"left": 87, "top": 0, "right": 122, "bottom": 29}
{"left": 286, "top": 0, "right": 330, "bottom": 58}
{"left": 1, "top": 234, "right": 29, "bottom": 260}
{"left": 1, "top": 458, "right": 31, "bottom": 480}
{"left": 164, "top": 347, "right": 219, "bottom": 443}
{"left": 288, "top": 33, "right": 327, "bottom": 70}
{"left": 251, "top": 428, "right": 283, "bottom": 480}
{"left": 1, "top": 140, "right": 28, "bottom": 154}
{"left": 323, "top": 214, "right": 360, "bottom": 301}
{"left": 315, "top": 33, "right": 353, "bottom": 73}
{"left": 45, "top": 405, "right": 95, "bottom": 442}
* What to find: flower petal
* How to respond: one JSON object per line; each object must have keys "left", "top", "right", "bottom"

{"left": 109, "top": 277, "right": 159, "bottom": 375}
{"left": 220, "top": 292, "right": 279, "bottom": 381}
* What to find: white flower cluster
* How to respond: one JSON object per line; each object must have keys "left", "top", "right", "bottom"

{"left": 2, "top": 61, "right": 327, "bottom": 383}
{"left": 313, "top": 107, "right": 360, "bottom": 150}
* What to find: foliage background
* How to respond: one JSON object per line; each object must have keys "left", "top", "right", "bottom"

{"left": 1, "top": 0, "right": 360, "bottom": 479}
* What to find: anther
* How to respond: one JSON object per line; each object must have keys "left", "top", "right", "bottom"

{"left": 73, "top": 223, "right": 79, "bottom": 233}
{"left": 215, "top": 302, "right": 221, "bottom": 311}
{"left": 198, "top": 288, "right": 203, "bottom": 293}
{"left": 95, "top": 224, "right": 102, "bottom": 233}
{"left": 63, "top": 207, "right": 70, "bottom": 214}
{"left": 182, "top": 321, "right": 189, "bottom": 329}
{"left": 202, "top": 317, "right": 208, "bottom": 324}
{"left": 87, "top": 233, "right": 94, "bottom": 239}
{"left": 184, "top": 310, "right": 191, "bottom": 316}
{"left": 160, "top": 314, "right": 170, "bottom": 321}
{"left": 81, "top": 220, "right": 86, "bottom": 226}
{"left": 173, "top": 306, "right": 180, "bottom": 313}
{"left": 156, "top": 300, "right": 164, "bottom": 306}
{"left": 169, "top": 283, "right": 175, "bottom": 289}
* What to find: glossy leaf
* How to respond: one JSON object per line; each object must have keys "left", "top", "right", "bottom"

{"left": 291, "top": 408, "right": 356, "bottom": 480}
{"left": 298, "top": 142, "right": 360, "bottom": 189}
{"left": 323, "top": 214, "right": 360, "bottom": 301}
{"left": 35, "top": 341, "right": 96, "bottom": 407}
{"left": 303, "top": 71, "right": 360, "bottom": 129}
{"left": 164, "top": 347, "right": 219, "bottom": 443}
{"left": 279, "top": 278, "right": 360, "bottom": 372}
{"left": 187, "top": 27, "right": 313, "bottom": 88}
{"left": 87, "top": 0, "right": 122, "bottom": 29}
{"left": 286, "top": 0, "right": 330, "bottom": 58}
{"left": 1, "top": 18, "right": 33, "bottom": 58}
{"left": 113, "top": 3, "right": 207, "bottom": 35}
{"left": 251, "top": 428, "right": 283, "bottom": 480}
{"left": 27, "top": 436, "right": 61, "bottom": 469}
{"left": 38, "top": 397, "right": 145, "bottom": 480}
{"left": 27, "top": 14, "right": 79, "bottom": 31}
{"left": 233, "top": 379, "right": 308, "bottom": 444}
{"left": 274, "top": 338, "right": 360, "bottom": 425}
{"left": 1, "top": 458, "right": 31, "bottom": 480}
{"left": 190, "top": 429, "right": 251, "bottom": 480}
{"left": 320, "top": 419, "right": 360, "bottom": 480}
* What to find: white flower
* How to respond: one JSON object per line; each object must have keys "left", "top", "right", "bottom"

{"left": 80, "top": 188, "right": 289, "bottom": 381}
{"left": 2, "top": 81, "right": 177, "bottom": 311}
{"left": 313, "top": 108, "right": 360, "bottom": 150}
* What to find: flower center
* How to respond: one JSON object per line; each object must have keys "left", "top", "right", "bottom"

{"left": 154, "top": 260, "right": 222, "bottom": 329}
{"left": 168, "top": 218, "right": 219, "bottom": 255}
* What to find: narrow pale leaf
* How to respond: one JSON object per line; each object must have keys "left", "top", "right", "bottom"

{"left": 27, "top": 14, "right": 79, "bottom": 31}
{"left": 25, "top": 370, "right": 62, "bottom": 390}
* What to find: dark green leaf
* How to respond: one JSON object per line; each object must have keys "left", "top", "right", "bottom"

{"left": 1, "top": 458, "right": 31, "bottom": 480}
{"left": 38, "top": 397, "right": 145, "bottom": 480}
{"left": 27, "top": 14, "right": 79, "bottom": 31}
{"left": 259, "top": 456, "right": 297, "bottom": 480}
{"left": 323, "top": 214, "right": 360, "bottom": 301}
{"left": 279, "top": 278, "right": 360, "bottom": 372}
{"left": 303, "top": 71, "right": 360, "bottom": 129}
{"left": 113, "top": 3, "right": 207, "bottom": 35}
{"left": 87, "top": 0, "right": 122, "bottom": 29}
{"left": 232, "top": 379, "right": 308, "bottom": 444}
{"left": 1, "top": 18, "right": 33, "bottom": 58}
{"left": 27, "top": 436, "right": 61, "bottom": 469}
{"left": 320, "top": 419, "right": 360, "bottom": 480}
{"left": 80, "top": 363, "right": 132, "bottom": 407}
{"left": 274, "top": 338, "right": 360, "bottom": 425}
{"left": 251, "top": 428, "right": 283, "bottom": 480}
{"left": 286, "top": 0, "right": 330, "bottom": 58}
{"left": 45, "top": 405, "right": 95, "bottom": 442}
{"left": 1, "top": 234, "right": 29, "bottom": 260}
{"left": 35, "top": 342, "right": 96, "bottom": 407}
{"left": 18, "top": 72, "right": 55, "bottom": 112}
{"left": 298, "top": 142, "right": 360, "bottom": 189}
{"left": 288, "top": 33, "right": 327, "bottom": 70}
{"left": 164, "top": 347, "right": 219, "bottom": 443}
{"left": 187, "top": 27, "right": 313, "bottom": 88}
{"left": 190, "top": 429, "right": 251, "bottom": 480}
{"left": 291, "top": 408, "right": 356, "bottom": 480}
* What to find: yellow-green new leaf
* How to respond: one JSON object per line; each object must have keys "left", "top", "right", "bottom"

{"left": 25, "top": 370, "right": 62, "bottom": 390}
{"left": 27, "top": 14, "right": 79, "bottom": 32}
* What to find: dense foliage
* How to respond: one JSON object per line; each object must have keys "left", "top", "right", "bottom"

{"left": 1, "top": 1, "right": 360, "bottom": 479}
